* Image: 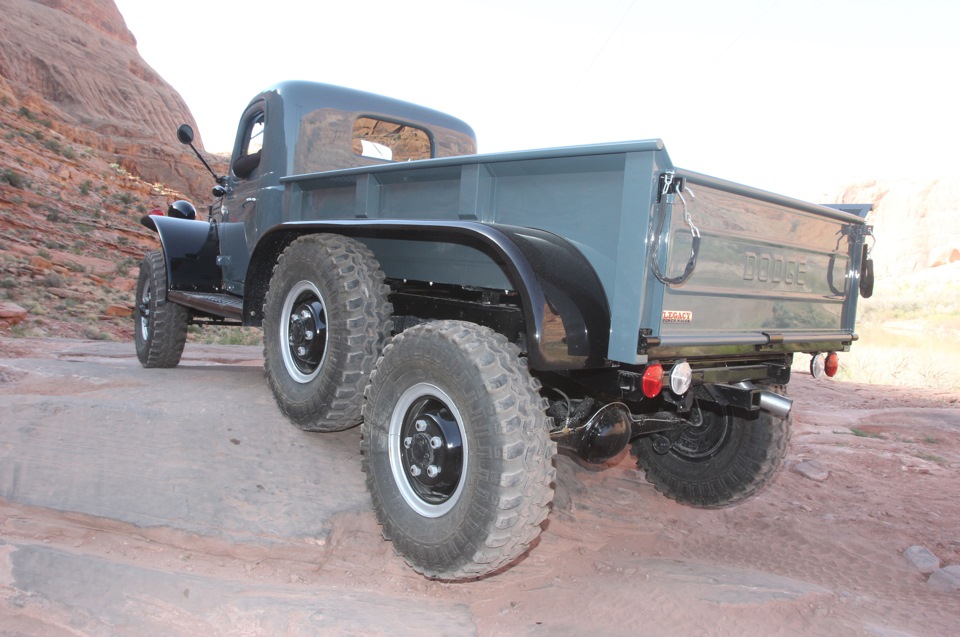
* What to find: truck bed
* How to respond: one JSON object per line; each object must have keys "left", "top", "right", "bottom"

{"left": 279, "top": 140, "right": 868, "bottom": 366}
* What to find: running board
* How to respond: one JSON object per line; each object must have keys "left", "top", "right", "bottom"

{"left": 167, "top": 290, "right": 244, "bottom": 321}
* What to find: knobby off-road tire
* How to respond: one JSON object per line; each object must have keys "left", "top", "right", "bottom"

{"left": 263, "top": 234, "right": 391, "bottom": 432}
{"left": 134, "top": 250, "right": 188, "bottom": 368}
{"left": 361, "top": 320, "right": 556, "bottom": 580}
{"left": 632, "top": 385, "right": 791, "bottom": 508}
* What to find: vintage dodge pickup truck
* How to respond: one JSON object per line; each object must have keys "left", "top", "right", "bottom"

{"left": 136, "top": 81, "right": 873, "bottom": 579}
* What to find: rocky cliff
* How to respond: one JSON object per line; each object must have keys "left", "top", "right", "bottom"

{"left": 0, "top": 0, "right": 229, "bottom": 340}
{"left": 0, "top": 0, "right": 215, "bottom": 198}
{"left": 833, "top": 177, "right": 960, "bottom": 277}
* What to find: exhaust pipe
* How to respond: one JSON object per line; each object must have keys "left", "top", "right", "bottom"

{"left": 759, "top": 389, "right": 793, "bottom": 418}
{"left": 732, "top": 381, "right": 792, "bottom": 418}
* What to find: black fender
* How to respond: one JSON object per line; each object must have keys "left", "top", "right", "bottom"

{"left": 245, "top": 220, "right": 611, "bottom": 371}
{"left": 140, "top": 215, "right": 221, "bottom": 292}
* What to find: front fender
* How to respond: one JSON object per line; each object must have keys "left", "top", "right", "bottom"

{"left": 247, "top": 220, "right": 611, "bottom": 370}
{"left": 141, "top": 215, "right": 221, "bottom": 292}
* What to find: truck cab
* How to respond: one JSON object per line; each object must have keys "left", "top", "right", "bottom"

{"left": 214, "top": 81, "right": 478, "bottom": 296}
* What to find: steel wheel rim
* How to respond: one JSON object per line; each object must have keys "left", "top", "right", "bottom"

{"left": 138, "top": 281, "right": 151, "bottom": 341}
{"left": 280, "top": 280, "right": 329, "bottom": 383}
{"left": 672, "top": 407, "right": 730, "bottom": 461}
{"left": 389, "top": 383, "right": 468, "bottom": 518}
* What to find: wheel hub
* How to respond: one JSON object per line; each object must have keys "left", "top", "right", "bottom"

{"left": 398, "top": 397, "right": 464, "bottom": 506}
{"left": 287, "top": 299, "right": 326, "bottom": 373}
{"left": 667, "top": 406, "right": 730, "bottom": 460}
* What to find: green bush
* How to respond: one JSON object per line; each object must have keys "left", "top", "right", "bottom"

{"left": 2, "top": 168, "right": 24, "bottom": 189}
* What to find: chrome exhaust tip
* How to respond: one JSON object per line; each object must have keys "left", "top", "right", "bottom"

{"left": 732, "top": 381, "right": 793, "bottom": 418}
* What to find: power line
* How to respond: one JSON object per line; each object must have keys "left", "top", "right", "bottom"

{"left": 569, "top": 0, "right": 639, "bottom": 95}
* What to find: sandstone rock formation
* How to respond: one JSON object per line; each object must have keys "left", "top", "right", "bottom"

{"left": 832, "top": 177, "right": 960, "bottom": 276}
{"left": 0, "top": 0, "right": 219, "bottom": 198}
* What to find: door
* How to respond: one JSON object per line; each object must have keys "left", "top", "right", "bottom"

{"left": 219, "top": 102, "right": 266, "bottom": 294}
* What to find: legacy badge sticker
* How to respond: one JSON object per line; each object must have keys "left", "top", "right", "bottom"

{"left": 662, "top": 310, "right": 692, "bottom": 323}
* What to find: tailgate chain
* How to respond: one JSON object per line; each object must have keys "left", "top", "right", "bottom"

{"left": 651, "top": 171, "right": 701, "bottom": 286}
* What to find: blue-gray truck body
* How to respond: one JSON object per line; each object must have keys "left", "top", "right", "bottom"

{"left": 139, "top": 81, "right": 872, "bottom": 580}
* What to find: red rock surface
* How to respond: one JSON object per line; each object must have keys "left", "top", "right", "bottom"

{"left": 0, "top": 0, "right": 219, "bottom": 198}
{"left": 0, "top": 301, "right": 27, "bottom": 328}
{"left": 0, "top": 0, "right": 230, "bottom": 342}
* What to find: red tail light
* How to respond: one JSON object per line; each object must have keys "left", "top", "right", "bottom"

{"left": 825, "top": 352, "right": 839, "bottom": 377}
{"left": 642, "top": 364, "right": 664, "bottom": 398}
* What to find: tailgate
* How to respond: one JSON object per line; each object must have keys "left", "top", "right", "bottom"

{"left": 646, "top": 169, "right": 869, "bottom": 359}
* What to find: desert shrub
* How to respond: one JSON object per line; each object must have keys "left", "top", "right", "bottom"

{"left": 112, "top": 192, "right": 136, "bottom": 206}
{"left": 2, "top": 168, "right": 24, "bottom": 189}
{"left": 83, "top": 326, "right": 110, "bottom": 340}
{"left": 43, "top": 272, "right": 64, "bottom": 287}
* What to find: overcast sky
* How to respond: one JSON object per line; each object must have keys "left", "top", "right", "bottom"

{"left": 113, "top": 0, "right": 959, "bottom": 201}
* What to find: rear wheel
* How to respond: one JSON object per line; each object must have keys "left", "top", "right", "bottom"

{"left": 134, "top": 250, "right": 188, "bottom": 368}
{"left": 632, "top": 387, "right": 790, "bottom": 507}
{"left": 361, "top": 321, "right": 555, "bottom": 580}
{"left": 263, "top": 234, "right": 391, "bottom": 432}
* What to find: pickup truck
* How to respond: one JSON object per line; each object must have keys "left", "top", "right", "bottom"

{"left": 136, "top": 81, "right": 873, "bottom": 580}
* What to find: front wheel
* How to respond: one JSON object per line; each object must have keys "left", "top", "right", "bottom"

{"left": 632, "top": 387, "right": 791, "bottom": 508}
{"left": 361, "top": 321, "right": 556, "bottom": 580}
{"left": 134, "top": 250, "right": 188, "bottom": 368}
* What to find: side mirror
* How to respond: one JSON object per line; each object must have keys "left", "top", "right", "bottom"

{"left": 177, "top": 124, "right": 195, "bottom": 145}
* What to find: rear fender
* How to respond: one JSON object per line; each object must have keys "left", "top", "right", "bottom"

{"left": 140, "top": 215, "right": 221, "bottom": 292}
{"left": 246, "top": 220, "right": 611, "bottom": 371}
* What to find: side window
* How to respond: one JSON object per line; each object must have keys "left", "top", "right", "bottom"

{"left": 234, "top": 110, "right": 264, "bottom": 180}
{"left": 245, "top": 113, "right": 264, "bottom": 155}
{"left": 352, "top": 117, "right": 432, "bottom": 162}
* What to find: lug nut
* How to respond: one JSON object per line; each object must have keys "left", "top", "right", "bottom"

{"left": 426, "top": 465, "right": 440, "bottom": 478}
{"left": 415, "top": 419, "right": 428, "bottom": 432}
{"left": 430, "top": 436, "right": 443, "bottom": 449}
{"left": 296, "top": 346, "right": 307, "bottom": 356}
{"left": 304, "top": 330, "right": 314, "bottom": 340}
{"left": 410, "top": 465, "right": 422, "bottom": 477}
{"left": 403, "top": 437, "right": 413, "bottom": 449}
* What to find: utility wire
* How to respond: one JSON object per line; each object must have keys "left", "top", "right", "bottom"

{"left": 569, "top": 0, "right": 639, "bottom": 96}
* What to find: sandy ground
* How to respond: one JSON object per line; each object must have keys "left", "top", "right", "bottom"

{"left": 1, "top": 337, "right": 958, "bottom": 637}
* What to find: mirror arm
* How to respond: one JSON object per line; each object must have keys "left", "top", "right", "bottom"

{"left": 178, "top": 124, "right": 226, "bottom": 186}
{"left": 187, "top": 142, "right": 222, "bottom": 185}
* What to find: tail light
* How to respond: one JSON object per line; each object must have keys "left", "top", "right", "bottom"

{"left": 642, "top": 364, "right": 664, "bottom": 398}
{"left": 811, "top": 352, "right": 840, "bottom": 379}
{"left": 669, "top": 361, "right": 693, "bottom": 395}
{"left": 824, "top": 352, "right": 839, "bottom": 377}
